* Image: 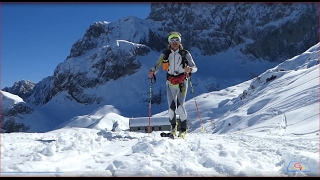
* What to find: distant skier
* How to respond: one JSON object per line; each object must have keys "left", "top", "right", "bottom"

{"left": 148, "top": 31, "right": 198, "bottom": 138}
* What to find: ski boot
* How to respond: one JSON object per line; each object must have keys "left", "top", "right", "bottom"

{"left": 178, "top": 120, "right": 188, "bottom": 139}
{"left": 170, "top": 122, "right": 178, "bottom": 136}
{"left": 178, "top": 130, "right": 188, "bottom": 139}
{"left": 169, "top": 114, "right": 179, "bottom": 137}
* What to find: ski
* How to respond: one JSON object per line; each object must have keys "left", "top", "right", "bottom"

{"left": 160, "top": 132, "right": 174, "bottom": 139}
{"left": 160, "top": 132, "right": 187, "bottom": 139}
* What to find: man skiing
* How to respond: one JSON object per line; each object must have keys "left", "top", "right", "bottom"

{"left": 148, "top": 32, "right": 198, "bottom": 138}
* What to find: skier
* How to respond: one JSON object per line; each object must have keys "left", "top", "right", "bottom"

{"left": 148, "top": 31, "right": 198, "bottom": 138}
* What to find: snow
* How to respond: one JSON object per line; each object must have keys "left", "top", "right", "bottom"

{"left": 1, "top": 42, "right": 319, "bottom": 177}
{"left": 1, "top": 91, "right": 24, "bottom": 110}
{"left": 1, "top": 128, "right": 318, "bottom": 177}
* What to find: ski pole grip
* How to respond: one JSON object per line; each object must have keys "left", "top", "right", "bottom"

{"left": 187, "top": 72, "right": 191, "bottom": 79}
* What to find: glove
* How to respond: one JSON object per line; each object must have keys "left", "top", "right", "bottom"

{"left": 148, "top": 71, "right": 155, "bottom": 79}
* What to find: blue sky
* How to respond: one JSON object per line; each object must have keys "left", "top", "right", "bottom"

{"left": 1, "top": 3, "right": 151, "bottom": 88}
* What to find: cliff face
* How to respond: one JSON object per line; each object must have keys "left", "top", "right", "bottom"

{"left": 2, "top": 80, "right": 35, "bottom": 100}
{"left": 147, "top": 3, "right": 318, "bottom": 61}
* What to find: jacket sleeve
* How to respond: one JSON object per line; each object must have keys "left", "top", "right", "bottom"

{"left": 185, "top": 51, "right": 198, "bottom": 73}
{"left": 150, "top": 53, "right": 164, "bottom": 75}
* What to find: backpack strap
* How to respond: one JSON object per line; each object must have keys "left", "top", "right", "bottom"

{"left": 162, "top": 49, "right": 171, "bottom": 62}
{"left": 179, "top": 50, "right": 192, "bottom": 78}
{"left": 179, "top": 50, "right": 188, "bottom": 68}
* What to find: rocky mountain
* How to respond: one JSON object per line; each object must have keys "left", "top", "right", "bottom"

{"left": 1, "top": 91, "right": 33, "bottom": 133}
{"left": 1, "top": 3, "right": 318, "bottom": 133}
{"left": 147, "top": 3, "right": 318, "bottom": 61}
{"left": 2, "top": 80, "right": 36, "bottom": 100}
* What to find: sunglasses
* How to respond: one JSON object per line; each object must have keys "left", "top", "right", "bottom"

{"left": 170, "top": 38, "right": 180, "bottom": 42}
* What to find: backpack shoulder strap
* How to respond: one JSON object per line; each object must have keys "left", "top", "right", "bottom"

{"left": 179, "top": 50, "right": 188, "bottom": 67}
{"left": 178, "top": 50, "right": 183, "bottom": 57}
{"left": 162, "top": 49, "right": 171, "bottom": 60}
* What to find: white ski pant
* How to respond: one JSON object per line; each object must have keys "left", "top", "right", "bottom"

{"left": 166, "top": 79, "right": 188, "bottom": 123}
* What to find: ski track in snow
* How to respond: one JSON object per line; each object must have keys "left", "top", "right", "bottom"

{"left": 1, "top": 128, "right": 318, "bottom": 177}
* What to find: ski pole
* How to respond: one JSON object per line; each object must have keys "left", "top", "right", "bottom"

{"left": 148, "top": 73, "right": 156, "bottom": 135}
{"left": 188, "top": 74, "right": 204, "bottom": 132}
